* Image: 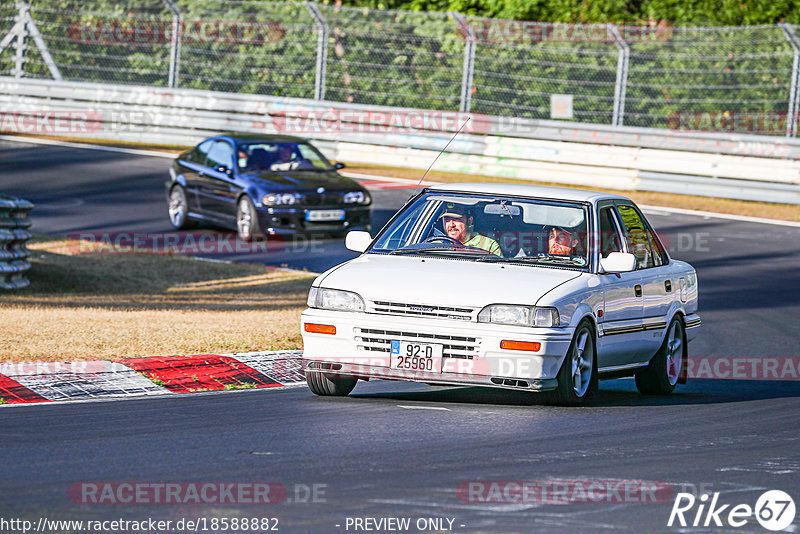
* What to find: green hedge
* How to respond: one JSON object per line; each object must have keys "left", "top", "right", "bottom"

{"left": 337, "top": 0, "right": 800, "bottom": 25}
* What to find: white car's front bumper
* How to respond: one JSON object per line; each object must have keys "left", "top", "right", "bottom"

{"left": 300, "top": 308, "right": 576, "bottom": 391}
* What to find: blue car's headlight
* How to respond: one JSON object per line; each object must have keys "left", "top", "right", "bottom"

{"left": 343, "top": 191, "right": 369, "bottom": 204}
{"left": 263, "top": 193, "right": 302, "bottom": 206}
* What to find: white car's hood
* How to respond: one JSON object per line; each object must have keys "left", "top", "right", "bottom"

{"left": 318, "top": 254, "right": 583, "bottom": 308}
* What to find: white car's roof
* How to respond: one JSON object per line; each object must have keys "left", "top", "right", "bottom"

{"left": 426, "top": 182, "right": 631, "bottom": 204}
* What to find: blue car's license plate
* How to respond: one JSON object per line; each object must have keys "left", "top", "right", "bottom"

{"left": 305, "top": 209, "right": 346, "bottom": 222}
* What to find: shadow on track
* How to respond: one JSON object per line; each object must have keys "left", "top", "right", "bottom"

{"left": 349, "top": 378, "right": 800, "bottom": 407}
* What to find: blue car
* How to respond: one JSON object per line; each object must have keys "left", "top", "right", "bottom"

{"left": 166, "top": 133, "right": 372, "bottom": 239}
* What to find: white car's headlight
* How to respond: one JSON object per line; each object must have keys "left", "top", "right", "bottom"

{"left": 532, "top": 307, "right": 560, "bottom": 327}
{"left": 310, "top": 288, "right": 365, "bottom": 312}
{"left": 263, "top": 193, "right": 301, "bottom": 206}
{"left": 307, "top": 286, "right": 318, "bottom": 307}
{"left": 478, "top": 305, "right": 560, "bottom": 327}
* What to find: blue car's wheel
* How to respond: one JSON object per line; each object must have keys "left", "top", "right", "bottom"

{"left": 236, "top": 196, "right": 259, "bottom": 241}
{"left": 168, "top": 185, "right": 196, "bottom": 230}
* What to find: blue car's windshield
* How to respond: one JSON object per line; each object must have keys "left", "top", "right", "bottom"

{"left": 237, "top": 142, "right": 333, "bottom": 172}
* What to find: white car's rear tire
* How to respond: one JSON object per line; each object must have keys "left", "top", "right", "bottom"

{"left": 636, "top": 316, "right": 685, "bottom": 395}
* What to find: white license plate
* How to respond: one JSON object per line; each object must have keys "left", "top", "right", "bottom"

{"left": 391, "top": 341, "right": 443, "bottom": 373}
{"left": 305, "top": 209, "right": 346, "bottom": 222}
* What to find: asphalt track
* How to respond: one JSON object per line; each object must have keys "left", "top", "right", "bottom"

{"left": 1, "top": 138, "right": 800, "bottom": 533}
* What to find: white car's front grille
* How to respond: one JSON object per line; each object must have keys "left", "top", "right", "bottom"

{"left": 368, "top": 300, "right": 475, "bottom": 321}
{"left": 354, "top": 327, "right": 481, "bottom": 359}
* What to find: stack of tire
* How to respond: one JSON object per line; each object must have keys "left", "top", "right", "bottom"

{"left": 0, "top": 195, "right": 33, "bottom": 289}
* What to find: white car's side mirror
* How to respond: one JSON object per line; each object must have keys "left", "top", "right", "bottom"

{"left": 600, "top": 252, "right": 637, "bottom": 273}
{"left": 345, "top": 230, "right": 372, "bottom": 253}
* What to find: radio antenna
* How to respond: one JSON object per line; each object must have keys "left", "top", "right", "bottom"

{"left": 411, "top": 116, "right": 471, "bottom": 198}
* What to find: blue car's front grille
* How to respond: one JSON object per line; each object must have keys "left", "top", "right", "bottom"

{"left": 303, "top": 192, "right": 345, "bottom": 207}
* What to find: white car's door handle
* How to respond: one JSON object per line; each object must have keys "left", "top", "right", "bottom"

{"left": 634, "top": 284, "right": 642, "bottom": 297}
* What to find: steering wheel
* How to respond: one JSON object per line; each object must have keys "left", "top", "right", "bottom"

{"left": 423, "top": 236, "right": 463, "bottom": 246}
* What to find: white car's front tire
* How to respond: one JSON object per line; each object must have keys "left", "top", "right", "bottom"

{"left": 549, "top": 320, "right": 598, "bottom": 406}
{"left": 306, "top": 370, "right": 358, "bottom": 397}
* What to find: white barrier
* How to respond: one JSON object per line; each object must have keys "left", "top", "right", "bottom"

{"left": 1, "top": 77, "right": 799, "bottom": 204}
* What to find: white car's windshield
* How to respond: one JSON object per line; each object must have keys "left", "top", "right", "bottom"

{"left": 370, "top": 192, "right": 590, "bottom": 268}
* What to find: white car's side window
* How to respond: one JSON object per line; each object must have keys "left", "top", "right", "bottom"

{"left": 617, "top": 204, "right": 657, "bottom": 269}
{"left": 599, "top": 206, "right": 624, "bottom": 259}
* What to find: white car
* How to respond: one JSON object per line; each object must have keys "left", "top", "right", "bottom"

{"left": 301, "top": 183, "right": 700, "bottom": 405}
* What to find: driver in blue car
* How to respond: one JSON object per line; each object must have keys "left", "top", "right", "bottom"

{"left": 271, "top": 144, "right": 299, "bottom": 171}
{"left": 440, "top": 204, "right": 502, "bottom": 256}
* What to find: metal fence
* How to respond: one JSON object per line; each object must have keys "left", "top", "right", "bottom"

{"left": 1, "top": 0, "right": 800, "bottom": 136}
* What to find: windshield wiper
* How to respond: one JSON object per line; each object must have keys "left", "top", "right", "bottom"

{"left": 389, "top": 246, "right": 458, "bottom": 255}
{"left": 389, "top": 244, "right": 496, "bottom": 257}
{"left": 477, "top": 254, "right": 586, "bottom": 266}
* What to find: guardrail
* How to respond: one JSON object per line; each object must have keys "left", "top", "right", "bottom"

{"left": 0, "top": 195, "right": 33, "bottom": 289}
{"left": 4, "top": 1, "right": 800, "bottom": 135}
{"left": 1, "top": 77, "right": 799, "bottom": 205}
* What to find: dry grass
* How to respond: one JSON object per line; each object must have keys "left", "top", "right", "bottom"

{"left": 347, "top": 163, "right": 800, "bottom": 222}
{"left": 0, "top": 236, "right": 314, "bottom": 362}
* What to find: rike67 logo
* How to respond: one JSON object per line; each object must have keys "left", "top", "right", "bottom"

{"left": 668, "top": 490, "right": 795, "bottom": 531}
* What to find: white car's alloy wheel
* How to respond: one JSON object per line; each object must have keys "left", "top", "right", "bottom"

{"left": 665, "top": 321, "right": 683, "bottom": 386}
{"left": 551, "top": 320, "right": 597, "bottom": 406}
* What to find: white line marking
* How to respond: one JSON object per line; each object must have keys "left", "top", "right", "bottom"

{"left": 188, "top": 255, "right": 319, "bottom": 275}
{"left": 369, "top": 497, "right": 540, "bottom": 512}
{"left": 397, "top": 405, "right": 451, "bottom": 411}
{"left": 0, "top": 134, "right": 178, "bottom": 158}
{"left": 340, "top": 172, "right": 433, "bottom": 186}
{"left": 639, "top": 204, "right": 800, "bottom": 228}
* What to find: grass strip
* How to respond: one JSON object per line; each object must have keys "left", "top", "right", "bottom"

{"left": 0, "top": 236, "right": 313, "bottom": 362}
